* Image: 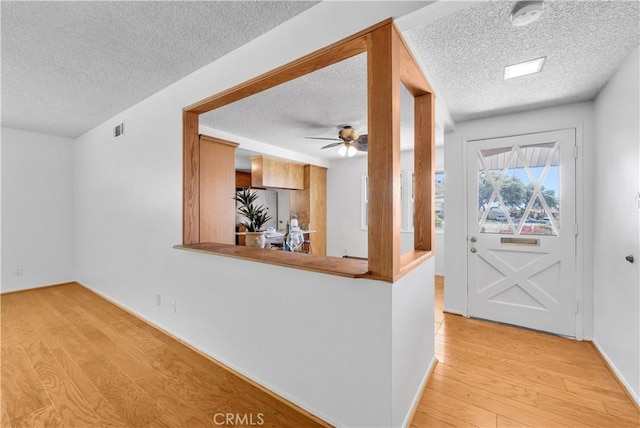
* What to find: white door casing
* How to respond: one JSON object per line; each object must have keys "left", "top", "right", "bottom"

{"left": 467, "top": 129, "right": 577, "bottom": 337}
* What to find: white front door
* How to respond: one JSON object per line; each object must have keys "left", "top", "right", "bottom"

{"left": 467, "top": 129, "right": 577, "bottom": 337}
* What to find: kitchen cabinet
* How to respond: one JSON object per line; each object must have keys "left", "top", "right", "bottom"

{"left": 199, "top": 135, "right": 238, "bottom": 244}
{"left": 291, "top": 165, "right": 327, "bottom": 255}
{"left": 251, "top": 156, "right": 304, "bottom": 190}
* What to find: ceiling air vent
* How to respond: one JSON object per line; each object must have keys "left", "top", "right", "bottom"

{"left": 113, "top": 122, "right": 125, "bottom": 138}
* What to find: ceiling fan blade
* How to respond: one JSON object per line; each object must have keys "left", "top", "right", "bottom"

{"left": 305, "top": 137, "right": 341, "bottom": 141}
{"left": 353, "top": 142, "right": 368, "bottom": 152}
{"left": 321, "top": 142, "right": 344, "bottom": 149}
{"left": 354, "top": 134, "right": 368, "bottom": 152}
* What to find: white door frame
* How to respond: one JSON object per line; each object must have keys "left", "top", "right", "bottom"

{"left": 460, "top": 125, "right": 586, "bottom": 340}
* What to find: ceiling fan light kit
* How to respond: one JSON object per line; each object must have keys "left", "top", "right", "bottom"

{"left": 306, "top": 125, "right": 368, "bottom": 157}
{"left": 338, "top": 144, "right": 358, "bottom": 157}
{"left": 510, "top": 0, "right": 545, "bottom": 27}
{"left": 338, "top": 126, "right": 359, "bottom": 141}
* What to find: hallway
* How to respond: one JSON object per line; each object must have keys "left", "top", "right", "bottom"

{"left": 412, "top": 277, "right": 639, "bottom": 427}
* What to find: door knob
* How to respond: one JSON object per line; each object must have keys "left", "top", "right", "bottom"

{"left": 470, "top": 236, "right": 477, "bottom": 243}
{"left": 470, "top": 247, "right": 477, "bottom": 253}
{"left": 626, "top": 255, "right": 635, "bottom": 263}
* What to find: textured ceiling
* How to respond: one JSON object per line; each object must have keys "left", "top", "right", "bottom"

{"left": 1, "top": 1, "right": 318, "bottom": 138}
{"left": 2, "top": 0, "right": 638, "bottom": 147}
{"left": 403, "top": 0, "right": 640, "bottom": 122}
{"left": 202, "top": 0, "right": 639, "bottom": 160}
{"left": 201, "top": 53, "right": 418, "bottom": 160}
{"left": 202, "top": 53, "right": 369, "bottom": 160}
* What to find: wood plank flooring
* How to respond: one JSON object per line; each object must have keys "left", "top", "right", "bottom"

{"left": 412, "top": 276, "right": 640, "bottom": 428}
{"left": 0, "top": 283, "right": 326, "bottom": 428}
{"left": 2, "top": 280, "right": 638, "bottom": 427}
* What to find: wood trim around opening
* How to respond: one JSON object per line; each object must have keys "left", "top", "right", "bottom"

{"left": 366, "top": 22, "right": 400, "bottom": 280}
{"left": 183, "top": 18, "right": 386, "bottom": 114}
{"left": 182, "top": 19, "right": 435, "bottom": 283}
{"left": 183, "top": 111, "right": 200, "bottom": 245}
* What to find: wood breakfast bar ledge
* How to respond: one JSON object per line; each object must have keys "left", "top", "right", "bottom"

{"left": 175, "top": 243, "right": 432, "bottom": 281}
{"left": 175, "top": 243, "right": 368, "bottom": 278}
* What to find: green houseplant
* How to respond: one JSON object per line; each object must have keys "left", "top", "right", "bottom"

{"left": 234, "top": 188, "right": 272, "bottom": 248}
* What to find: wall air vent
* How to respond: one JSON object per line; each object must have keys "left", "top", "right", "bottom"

{"left": 113, "top": 122, "right": 125, "bottom": 138}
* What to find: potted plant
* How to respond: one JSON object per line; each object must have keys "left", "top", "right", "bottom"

{"left": 234, "top": 188, "right": 273, "bottom": 248}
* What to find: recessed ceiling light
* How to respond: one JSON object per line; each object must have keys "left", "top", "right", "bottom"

{"left": 504, "top": 57, "right": 546, "bottom": 80}
{"left": 511, "top": 0, "right": 545, "bottom": 27}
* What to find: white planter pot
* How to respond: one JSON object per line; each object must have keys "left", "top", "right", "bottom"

{"left": 245, "top": 231, "right": 266, "bottom": 248}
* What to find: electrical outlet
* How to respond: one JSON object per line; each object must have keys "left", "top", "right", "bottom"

{"left": 14, "top": 267, "right": 23, "bottom": 277}
{"left": 156, "top": 294, "right": 161, "bottom": 306}
{"left": 170, "top": 299, "right": 176, "bottom": 313}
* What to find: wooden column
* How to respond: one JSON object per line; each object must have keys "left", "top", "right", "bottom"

{"left": 183, "top": 111, "right": 200, "bottom": 245}
{"left": 395, "top": 24, "right": 435, "bottom": 255}
{"left": 413, "top": 93, "right": 435, "bottom": 252}
{"left": 367, "top": 23, "right": 401, "bottom": 280}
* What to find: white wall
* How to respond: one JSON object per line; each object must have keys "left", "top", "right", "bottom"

{"left": 392, "top": 259, "right": 435, "bottom": 427}
{"left": 326, "top": 153, "right": 369, "bottom": 258}
{"left": 1, "top": 128, "right": 76, "bottom": 292}
{"left": 443, "top": 102, "right": 595, "bottom": 340}
{"left": 593, "top": 46, "right": 639, "bottom": 403}
{"left": 73, "top": 2, "right": 434, "bottom": 426}
{"left": 326, "top": 147, "right": 439, "bottom": 427}
{"left": 327, "top": 145, "right": 445, "bottom": 271}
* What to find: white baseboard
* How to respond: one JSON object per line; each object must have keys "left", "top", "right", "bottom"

{"left": 443, "top": 307, "right": 464, "bottom": 316}
{"left": 76, "top": 281, "right": 339, "bottom": 427}
{"left": 402, "top": 355, "right": 438, "bottom": 428}
{"left": 592, "top": 340, "right": 640, "bottom": 407}
{"left": 0, "top": 280, "right": 75, "bottom": 294}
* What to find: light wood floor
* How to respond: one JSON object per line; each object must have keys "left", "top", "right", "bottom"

{"left": 412, "top": 276, "right": 640, "bottom": 428}
{"left": 0, "top": 283, "right": 325, "bottom": 428}
{"left": 2, "top": 281, "right": 638, "bottom": 428}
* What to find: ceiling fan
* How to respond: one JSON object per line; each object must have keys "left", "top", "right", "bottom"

{"left": 305, "top": 125, "right": 368, "bottom": 157}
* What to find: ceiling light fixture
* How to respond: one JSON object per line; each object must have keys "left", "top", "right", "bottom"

{"left": 504, "top": 57, "right": 546, "bottom": 80}
{"left": 510, "top": 0, "right": 545, "bottom": 27}
{"left": 338, "top": 144, "right": 357, "bottom": 157}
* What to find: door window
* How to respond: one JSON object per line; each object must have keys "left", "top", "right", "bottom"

{"left": 477, "top": 142, "right": 560, "bottom": 236}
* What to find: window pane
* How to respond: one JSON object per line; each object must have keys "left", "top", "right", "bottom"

{"left": 477, "top": 142, "right": 560, "bottom": 236}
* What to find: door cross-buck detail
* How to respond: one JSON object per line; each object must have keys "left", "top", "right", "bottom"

{"left": 467, "top": 129, "right": 577, "bottom": 337}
